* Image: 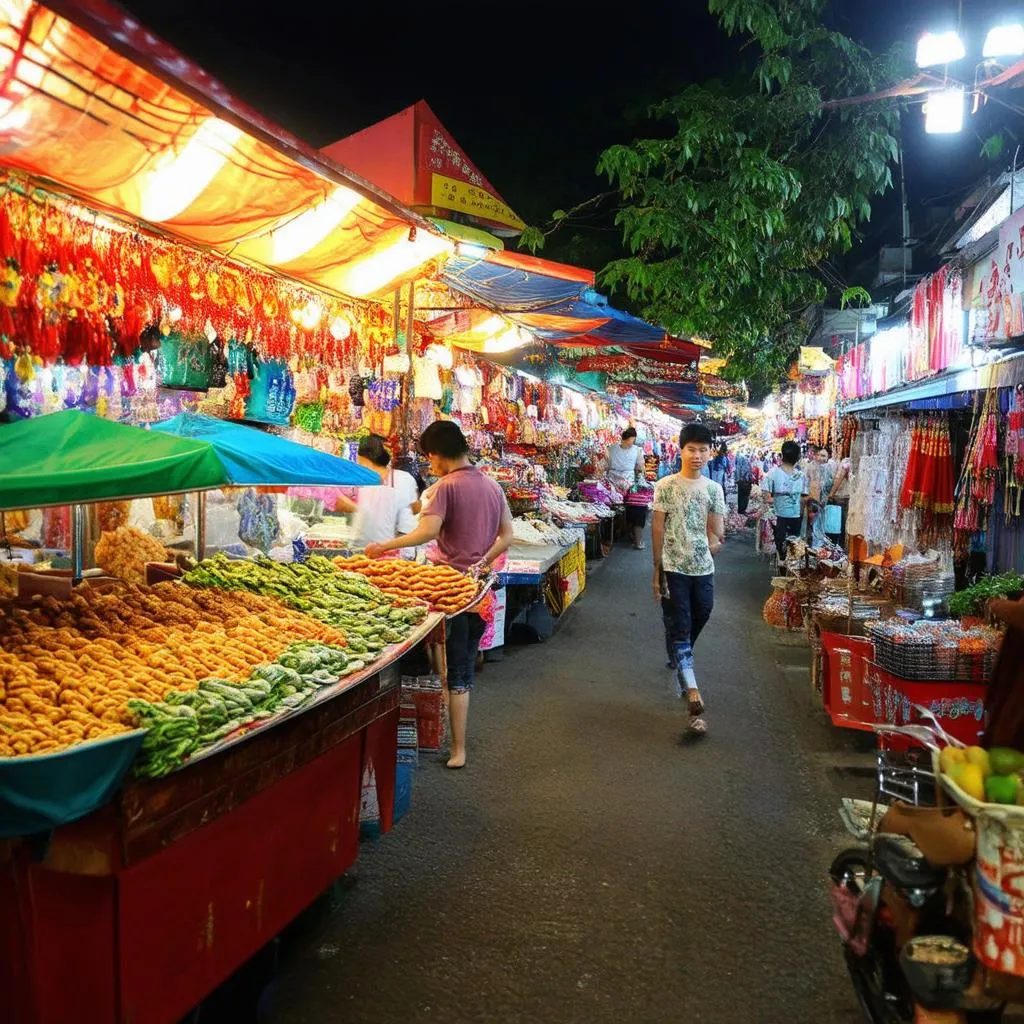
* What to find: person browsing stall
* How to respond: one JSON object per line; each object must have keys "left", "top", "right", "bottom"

{"left": 651, "top": 424, "right": 727, "bottom": 736}
{"left": 334, "top": 434, "right": 418, "bottom": 550}
{"left": 365, "top": 421, "right": 514, "bottom": 770}
{"left": 763, "top": 440, "right": 809, "bottom": 559}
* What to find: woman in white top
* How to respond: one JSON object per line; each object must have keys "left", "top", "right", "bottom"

{"left": 336, "top": 435, "right": 419, "bottom": 550}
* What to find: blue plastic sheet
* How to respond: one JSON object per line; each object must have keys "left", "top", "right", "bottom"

{"left": 152, "top": 413, "right": 380, "bottom": 487}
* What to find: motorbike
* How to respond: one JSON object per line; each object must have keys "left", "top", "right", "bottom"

{"left": 829, "top": 717, "right": 1007, "bottom": 1023}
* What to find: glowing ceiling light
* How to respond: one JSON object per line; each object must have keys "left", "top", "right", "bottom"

{"left": 337, "top": 231, "right": 453, "bottom": 298}
{"left": 483, "top": 327, "right": 531, "bottom": 354}
{"left": 270, "top": 186, "right": 363, "bottom": 264}
{"left": 140, "top": 118, "right": 243, "bottom": 222}
{"left": 916, "top": 30, "right": 966, "bottom": 67}
{"left": 924, "top": 87, "right": 965, "bottom": 134}
{"left": 983, "top": 23, "right": 1024, "bottom": 58}
{"left": 0, "top": 96, "right": 29, "bottom": 133}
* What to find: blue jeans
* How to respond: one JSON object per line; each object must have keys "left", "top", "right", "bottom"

{"left": 447, "top": 612, "right": 486, "bottom": 693}
{"left": 664, "top": 572, "right": 715, "bottom": 683}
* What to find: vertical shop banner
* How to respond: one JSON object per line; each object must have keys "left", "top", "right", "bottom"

{"left": 980, "top": 206, "right": 1024, "bottom": 342}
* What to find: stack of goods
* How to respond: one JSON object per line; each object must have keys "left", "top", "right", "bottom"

{"left": 182, "top": 554, "right": 428, "bottom": 655}
{"left": 813, "top": 586, "right": 894, "bottom": 637}
{"left": 762, "top": 579, "right": 806, "bottom": 630}
{"left": 577, "top": 481, "right": 620, "bottom": 506}
{"left": 505, "top": 485, "right": 541, "bottom": 517}
{"left": 401, "top": 675, "right": 445, "bottom": 751}
{"left": 542, "top": 497, "right": 615, "bottom": 523}
{"left": 94, "top": 525, "right": 173, "bottom": 584}
{"left": 510, "top": 518, "right": 580, "bottom": 547}
{"left": 332, "top": 556, "right": 479, "bottom": 616}
{"left": 0, "top": 583, "right": 347, "bottom": 757}
{"left": 866, "top": 620, "right": 1002, "bottom": 682}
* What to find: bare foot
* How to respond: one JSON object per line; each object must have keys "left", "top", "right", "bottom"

{"left": 446, "top": 751, "right": 467, "bottom": 769}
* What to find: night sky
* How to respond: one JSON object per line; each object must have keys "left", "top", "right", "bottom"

{"left": 115, "top": 0, "right": 1024, "bottom": 282}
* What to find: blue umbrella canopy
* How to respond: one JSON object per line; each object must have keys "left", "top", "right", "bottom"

{"left": 151, "top": 413, "right": 380, "bottom": 487}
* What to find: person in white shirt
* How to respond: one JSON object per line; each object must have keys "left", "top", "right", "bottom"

{"left": 336, "top": 435, "right": 419, "bottom": 551}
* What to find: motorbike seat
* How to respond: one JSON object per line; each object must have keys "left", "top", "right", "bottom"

{"left": 873, "top": 835, "right": 947, "bottom": 891}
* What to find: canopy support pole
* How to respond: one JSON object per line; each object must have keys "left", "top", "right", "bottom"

{"left": 72, "top": 504, "right": 85, "bottom": 585}
{"left": 401, "top": 280, "right": 416, "bottom": 450}
{"left": 194, "top": 492, "right": 207, "bottom": 561}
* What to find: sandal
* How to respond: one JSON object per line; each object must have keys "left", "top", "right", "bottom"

{"left": 688, "top": 716, "right": 708, "bottom": 735}
{"left": 687, "top": 694, "right": 705, "bottom": 717}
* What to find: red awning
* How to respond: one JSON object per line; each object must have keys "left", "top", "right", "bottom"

{"left": 0, "top": 0, "right": 452, "bottom": 298}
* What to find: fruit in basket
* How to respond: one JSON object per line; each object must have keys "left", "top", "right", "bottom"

{"left": 939, "top": 746, "right": 967, "bottom": 774}
{"left": 965, "top": 746, "right": 991, "bottom": 776}
{"left": 989, "top": 747, "right": 1024, "bottom": 776}
{"left": 958, "top": 763, "right": 986, "bottom": 802}
{"left": 985, "top": 774, "right": 1020, "bottom": 805}
{"left": 946, "top": 762, "right": 966, "bottom": 784}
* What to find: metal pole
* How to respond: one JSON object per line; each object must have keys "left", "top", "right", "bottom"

{"left": 403, "top": 279, "right": 416, "bottom": 450}
{"left": 194, "top": 491, "right": 207, "bottom": 561}
{"left": 72, "top": 503, "right": 85, "bottom": 584}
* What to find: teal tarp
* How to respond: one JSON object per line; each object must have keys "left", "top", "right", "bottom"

{"left": 152, "top": 413, "right": 379, "bottom": 487}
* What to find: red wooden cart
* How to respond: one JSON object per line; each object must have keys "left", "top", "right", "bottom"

{"left": 0, "top": 616, "right": 444, "bottom": 1024}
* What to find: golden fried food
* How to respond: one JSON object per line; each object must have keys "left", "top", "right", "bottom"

{"left": 333, "top": 556, "right": 479, "bottom": 615}
{"left": 0, "top": 582, "right": 347, "bottom": 758}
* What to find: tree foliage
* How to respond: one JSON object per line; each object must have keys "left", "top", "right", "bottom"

{"left": 523, "top": 0, "right": 908, "bottom": 386}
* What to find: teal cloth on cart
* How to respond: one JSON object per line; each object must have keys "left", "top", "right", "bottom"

{"left": 0, "top": 731, "right": 145, "bottom": 838}
{"left": 152, "top": 412, "right": 379, "bottom": 487}
{"left": 0, "top": 409, "right": 228, "bottom": 510}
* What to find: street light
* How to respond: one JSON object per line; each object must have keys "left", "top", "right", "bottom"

{"left": 983, "top": 23, "right": 1024, "bottom": 58}
{"left": 924, "top": 87, "right": 966, "bottom": 134}
{"left": 916, "top": 30, "right": 966, "bottom": 68}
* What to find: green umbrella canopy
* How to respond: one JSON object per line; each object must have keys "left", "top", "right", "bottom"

{"left": 0, "top": 410, "right": 229, "bottom": 511}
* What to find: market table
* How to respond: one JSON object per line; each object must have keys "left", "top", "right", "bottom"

{"left": 0, "top": 613, "right": 443, "bottom": 1024}
{"left": 498, "top": 536, "right": 588, "bottom": 635}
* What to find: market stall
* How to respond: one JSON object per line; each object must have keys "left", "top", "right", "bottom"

{"left": 0, "top": 417, "right": 449, "bottom": 1024}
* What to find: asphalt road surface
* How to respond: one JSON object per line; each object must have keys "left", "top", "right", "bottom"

{"left": 257, "top": 532, "right": 866, "bottom": 1024}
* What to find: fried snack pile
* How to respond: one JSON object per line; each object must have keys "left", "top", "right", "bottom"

{"left": 333, "top": 556, "right": 479, "bottom": 616}
{"left": 94, "top": 525, "right": 172, "bottom": 585}
{"left": 0, "top": 582, "right": 347, "bottom": 757}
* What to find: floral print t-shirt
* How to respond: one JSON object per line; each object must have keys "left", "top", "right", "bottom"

{"left": 653, "top": 474, "right": 727, "bottom": 577}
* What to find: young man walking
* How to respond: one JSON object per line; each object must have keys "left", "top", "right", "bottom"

{"left": 652, "top": 424, "right": 727, "bottom": 735}
{"left": 366, "top": 421, "right": 514, "bottom": 769}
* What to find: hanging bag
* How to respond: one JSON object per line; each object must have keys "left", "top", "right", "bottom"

{"left": 823, "top": 504, "right": 843, "bottom": 535}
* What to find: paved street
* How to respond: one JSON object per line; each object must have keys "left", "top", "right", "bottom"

{"left": 261, "top": 534, "right": 866, "bottom": 1023}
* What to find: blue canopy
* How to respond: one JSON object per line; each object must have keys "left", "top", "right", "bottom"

{"left": 151, "top": 413, "right": 380, "bottom": 487}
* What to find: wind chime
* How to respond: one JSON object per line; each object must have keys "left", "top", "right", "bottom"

{"left": 954, "top": 387, "right": 1000, "bottom": 553}
{"left": 1005, "top": 384, "right": 1024, "bottom": 520}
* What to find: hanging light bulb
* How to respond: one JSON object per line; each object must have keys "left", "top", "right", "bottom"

{"left": 329, "top": 314, "right": 352, "bottom": 341}
{"left": 915, "top": 30, "right": 966, "bottom": 68}
{"left": 334, "top": 231, "right": 453, "bottom": 297}
{"left": 298, "top": 299, "right": 323, "bottom": 331}
{"left": 983, "top": 24, "right": 1024, "bottom": 58}
{"left": 140, "top": 118, "right": 243, "bottom": 222}
{"left": 270, "top": 187, "right": 363, "bottom": 264}
{"left": 924, "top": 87, "right": 965, "bottom": 134}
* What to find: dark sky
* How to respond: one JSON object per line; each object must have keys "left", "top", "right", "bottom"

{"left": 115, "top": 0, "right": 1024, "bottom": 280}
